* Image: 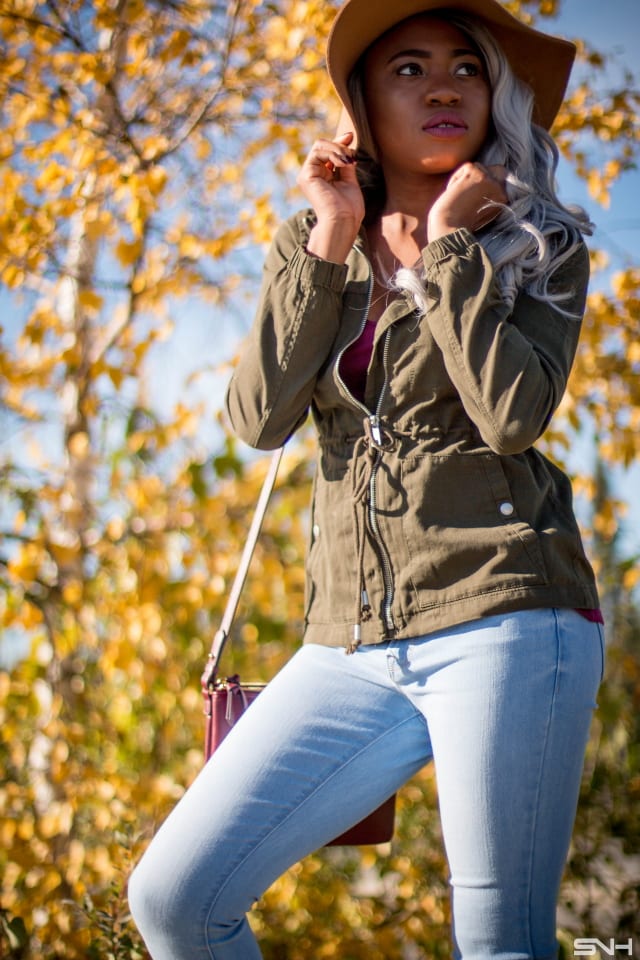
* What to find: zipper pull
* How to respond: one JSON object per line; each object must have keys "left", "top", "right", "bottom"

{"left": 369, "top": 415, "right": 383, "bottom": 447}
{"left": 346, "top": 624, "right": 362, "bottom": 655}
{"left": 365, "top": 414, "right": 394, "bottom": 452}
{"left": 361, "top": 588, "right": 372, "bottom": 621}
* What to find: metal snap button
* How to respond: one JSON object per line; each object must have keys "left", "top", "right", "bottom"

{"left": 499, "top": 501, "right": 515, "bottom": 517}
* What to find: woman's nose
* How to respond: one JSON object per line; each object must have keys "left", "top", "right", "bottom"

{"left": 425, "top": 75, "right": 461, "bottom": 105}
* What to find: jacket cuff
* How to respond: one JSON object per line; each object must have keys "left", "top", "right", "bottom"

{"left": 422, "top": 228, "right": 478, "bottom": 268}
{"left": 292, "top": 243, "right": 349, "bottom": 291}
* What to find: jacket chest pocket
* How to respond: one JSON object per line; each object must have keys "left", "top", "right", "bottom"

{"left": 399, "top": 452, "right": 548, "bottom": 608}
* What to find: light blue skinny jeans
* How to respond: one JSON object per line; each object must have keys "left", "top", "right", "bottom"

{"left": 128, "top": 608, "right": 604, "bottom": 959}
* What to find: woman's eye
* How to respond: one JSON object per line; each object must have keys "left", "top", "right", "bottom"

{"left": 455, "top": 61, "right": 481, "bottom": 77}
{"left": 397, "top": 62, "right": 423, "bottom": 76}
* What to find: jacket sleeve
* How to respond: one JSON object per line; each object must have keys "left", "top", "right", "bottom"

{"left": 225, "top": 215, "right": 349, "bottom": 449}
{"left": 422, "top": 228, "right": 590, "bottom": 455}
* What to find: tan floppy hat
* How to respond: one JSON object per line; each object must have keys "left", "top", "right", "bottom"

{"left": 326, "top": 0, "right": 576, "bottom": 130}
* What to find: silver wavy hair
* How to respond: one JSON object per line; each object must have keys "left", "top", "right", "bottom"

{"left": 348, "top": 13, "right": 593, "bottom": 317}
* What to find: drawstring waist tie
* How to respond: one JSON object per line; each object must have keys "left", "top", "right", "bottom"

{"left": 347, "top": 417, "right": 397, "bottom": 654}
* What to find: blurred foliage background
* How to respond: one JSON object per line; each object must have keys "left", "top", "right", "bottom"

{"left": 0, "top": 0, "right": 638, "bottom": 957}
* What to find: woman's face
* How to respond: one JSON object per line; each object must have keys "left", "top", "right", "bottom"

{"left": 363, "top": 15, "right": 491, "bottom": 178}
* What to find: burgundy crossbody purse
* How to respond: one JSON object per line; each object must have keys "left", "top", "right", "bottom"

{"left": 200, "top": 447, "right": 396, "bottom": 845}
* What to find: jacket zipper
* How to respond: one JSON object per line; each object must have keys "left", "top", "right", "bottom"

{"left": 367, "top": 336, "right": 396, "bottom": 636}
{"left": 335, "top": 261, "right": 397, "bottom": 637}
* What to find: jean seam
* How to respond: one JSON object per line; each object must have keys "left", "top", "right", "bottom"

{"left": 597, "top": 622, "right": 606, "bottom": 683}
{"left": 525, "top": 608, "right": 562, "bottom": 958}
{"left": 204, "top": 709, "right": 422, "bottom": 958}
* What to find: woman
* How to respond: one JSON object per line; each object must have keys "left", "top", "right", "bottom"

{"left": 129, "top": 1, "right": 604, "bottom": 956}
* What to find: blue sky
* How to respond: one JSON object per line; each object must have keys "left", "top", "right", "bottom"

{"left": 551, "top": 0, "right": 639, "bottom": 272}
{"left": 547, "top": 1, "right": 640, "bottom": 555}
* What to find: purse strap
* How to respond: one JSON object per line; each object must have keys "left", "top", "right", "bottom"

{"left": 201, "top": 446, "right": 284, "bottom": 692}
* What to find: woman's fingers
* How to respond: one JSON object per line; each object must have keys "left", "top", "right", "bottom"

{"left": 428, "top": 162, "right": 510, "bottom": 239}
{"left": 306, "top": 137, "right": 357, "bottom": 174}
{"left": 296, "top": 133, "right": 365, "bottom": 231}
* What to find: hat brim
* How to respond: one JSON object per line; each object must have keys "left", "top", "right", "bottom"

{"left": 327, "top": 0, "right": 576, "bottom": 130}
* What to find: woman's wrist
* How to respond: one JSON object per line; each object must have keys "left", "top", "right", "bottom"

{"left": 306, "top": 217, "right": 361, "bottom": 264}
{"left": 427, "top": 212, "right": 461, "bottom": 244}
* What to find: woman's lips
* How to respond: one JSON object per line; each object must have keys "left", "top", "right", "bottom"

{"left": 423, "top": 113, "right": 468, "bottom": 138}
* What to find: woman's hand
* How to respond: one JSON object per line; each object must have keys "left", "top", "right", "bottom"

{"left": 428, "top": 162, "right": 508, "bottom": 242}
{"left": 297, "top": 132, "right": 365, "bottom": 264}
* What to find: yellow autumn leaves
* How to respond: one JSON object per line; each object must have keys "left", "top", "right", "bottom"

{"left": 0, "top": 1, "right": 638, "bottom": 957}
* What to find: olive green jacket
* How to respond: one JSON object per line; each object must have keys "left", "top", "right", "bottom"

{"left": 226, "top": 212, "right": 599, "bottom": 649}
